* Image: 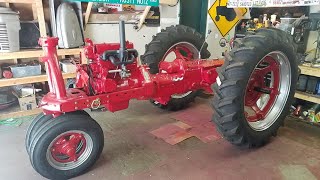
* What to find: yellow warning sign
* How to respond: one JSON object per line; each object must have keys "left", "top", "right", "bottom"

{"left": 208, "top": 0, "right": 247, "bottom": 37}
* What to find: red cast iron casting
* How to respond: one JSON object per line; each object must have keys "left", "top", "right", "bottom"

{"left": 50, "top": 132, "right": 86, "bottom": 162}
{"left": 38, "top": 37, "right": 223, "bottom": 117}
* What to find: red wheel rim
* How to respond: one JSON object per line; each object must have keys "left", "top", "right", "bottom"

{"left": 162, "top": 43, "right": 195, "bottom": 62}
{"left": 244, "top": 51, "right": 291, "bottom": 131}
{"left": 46, "top": 130, "right": 93, "bottom": 170}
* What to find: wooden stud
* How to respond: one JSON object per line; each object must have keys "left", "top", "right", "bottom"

{"left": 12, "top": 58, "right": 17, "bottom": 64}
{"left": 35, "top": 0, "right": 46, "bottom": 37}
{"left": 136, "top": 6, "right": 151, "bottom": 31}
{"left": 32, "top": 3, "right": 38, "bottom": 20}
{"left": 84, "top": 2, "right": 93, "bottom": 30}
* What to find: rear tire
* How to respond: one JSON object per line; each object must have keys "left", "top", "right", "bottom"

{"left": 28, "top": 114, "right": 104, "bottom": 179}
{"left": 212, "top": 28, "right": 298, "bottom": 147}
{"left": 141, "top": 25, "right": 210, "bottom": 111}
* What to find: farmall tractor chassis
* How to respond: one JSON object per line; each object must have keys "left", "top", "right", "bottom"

{"left": 25, "top": 21, "right": 298, "bottom": 179}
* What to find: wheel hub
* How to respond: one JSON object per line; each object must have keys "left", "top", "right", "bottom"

{"left": 46, "top": 130, "right": 93, "bottom": 170}
{"left": 244, "top": 52, "right": 291, "bottom": 131}
{"left": 159, "top": 42, "right": 200, "bottom": 99}
{"left": 51, "top": 133, "right": 85, "bottom": 162}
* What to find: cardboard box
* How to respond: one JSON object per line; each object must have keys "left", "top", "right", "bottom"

{"left": 18, "top": 95, "right": 37, "bottom": 111}
{"left": 13, "top": 87, "right": 38, "bottom": 111}
{"left": 105, "top": 3, "right": 123, "bottom": 11}
{"left": 60, "top": 61, "right": 77, "bottom": 73}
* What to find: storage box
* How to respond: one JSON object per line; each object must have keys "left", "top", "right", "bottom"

{"left": 0, "top": 7, "right": 21, "bottom": 52}
{"left": 13, "top": 86, "right": 38, "bottom": 111}
{"left": 105, "top": 3, "right": 122, "bottom": 12}
{"left": 18, "top": 95, "right": 37, "bottom": 111}
{"left": 60, "top": 60, "right": 76, "bottom": 73}
{"left": 10, "top": 64, "right": 41, "bottom": 78}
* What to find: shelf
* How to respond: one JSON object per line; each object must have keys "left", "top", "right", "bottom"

{"left": 295, "top": 91, "right": 320, "bottom": 104}
{"left": 299, "top": 65, "right": 320, "bottom": 78}
{"left": 0, "top": 48, "right": 83, "bottom": 60}
{"left": 0, "top": 72, "right": 76, "bottom": 88}
{"left": 0, "top": 105, "right": 41, "bottom": 120}
{"left": 0, "top": 0, "right": 35, "bottom": 3}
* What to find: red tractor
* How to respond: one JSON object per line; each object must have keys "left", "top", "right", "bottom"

{"left": 25, "top": 21, "right": 297, "bottom": 179}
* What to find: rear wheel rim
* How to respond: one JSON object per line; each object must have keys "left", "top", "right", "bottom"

{"left": 244, "top": 51, "right": 291, "bottom": 131}
{"left": 161, "top": 42, "right": 199, "bottom": 99}
{"left": 46, "top": 130, "right": 93, "bottom": 170}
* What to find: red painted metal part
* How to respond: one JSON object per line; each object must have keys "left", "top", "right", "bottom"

{"left": 2, "top": 70, "right": 12, "bottom": 79}
{"left": 39, "top": 38, "right": 67, "bottom": 100}
{"left": 50, "top": 132, "right": 86, "bottom": 162}
{"left": 38, "top": 37, "right": 223, "bottom": 116}
{"left": 245, "top": 56, "right": 280, "bottom": 122}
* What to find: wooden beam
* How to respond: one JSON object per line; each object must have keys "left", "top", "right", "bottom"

{"left": 295, "top": 91, "right": 320, "bottom": 104}
{"left": 32, "top": 3, "right": 38, "bottom": 20}
{"left": 136, "top": 6, "right": 151, "bottom": 31}
{"left": 0, "top": 48, "right": 83, "bottom": 60}
{"left": 0, "top": 73, "right": 76, "bottom": 88}
{"left": 0, "top": 0, "right": 34, "bottom": 3}
{"left": 0, "top": 108, "right": 42, "bottom": 120}
{"left": 35, "top": 0, "right": 46, "bottom": 37}
{"left": 299, "top": 65, "right": 320, "bottom": 78}
{"left": 84, "top": 2, "right": 93, "bottom": 30}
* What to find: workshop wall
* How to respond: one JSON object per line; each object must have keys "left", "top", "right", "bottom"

{"left": 205, "top": 0, "right": 250, "bottom": 59}
{"left": 84, "top": 4, "right": 179, "bottom": 55}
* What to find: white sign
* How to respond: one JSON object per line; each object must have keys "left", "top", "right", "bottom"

{"left": 227, "top": 0, "right": 320, "bottom": 7}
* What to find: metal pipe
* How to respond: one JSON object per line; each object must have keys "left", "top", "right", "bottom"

{"left": 39, "top": 37, "right": 67, "bottom": 100}
{"left": 119, "top": 20, "right": 126, "bottom": 51}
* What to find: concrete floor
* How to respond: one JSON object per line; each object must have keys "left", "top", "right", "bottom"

{"left": 1, "top": 97, "right": 320, "bottom": 180}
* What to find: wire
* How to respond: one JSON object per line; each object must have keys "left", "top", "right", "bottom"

{"left": 169, "top": 0, "right": 180, "bottom": 7}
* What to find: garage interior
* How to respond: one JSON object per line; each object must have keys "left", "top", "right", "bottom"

{"left": 0, "top": 0, "right": 320, "bottom": 179}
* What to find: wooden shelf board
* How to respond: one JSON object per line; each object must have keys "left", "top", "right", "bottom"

{"left": 0, "top": 105, "right": 41, "bottom": 120}
{"left": 0, "top": 0, "right": 35, "bottom": 3}
{"left": 295, "top": 91, "right": 320, "bottom": 104}
{"left": 299, "top": 65, "right": 320, "bottom": 78}
{"left": 0, "top": 72, "right": 76, "bottom": 87}
{"left": 0, "top": 48, "right": 82, "bottom": 60}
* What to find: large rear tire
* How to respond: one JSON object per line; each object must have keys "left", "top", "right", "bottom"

{"left": 212, "top": 28, "right": 298, "bottom": 147}
{"left": 141, "top": 25, "right": 211, "bottom": 111}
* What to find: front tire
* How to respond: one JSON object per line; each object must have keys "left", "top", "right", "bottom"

{"left": 212, "top": 28, "right": 298, "bottom": 147}
{"left": 25, "top": 113, "right": 53, "bottom": 154}
{"left": 28, "top": 114, "right": 104, "bottom": 179}
{"left": 25, "top": 110, "right": 90, "bottom": 155}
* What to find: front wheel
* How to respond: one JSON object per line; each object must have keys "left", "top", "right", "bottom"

{"left": 28, "top": 114, "right": 104, "bottom": 179}
{"left": 212, "top": 28, "right": 298, "bottom": 147}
